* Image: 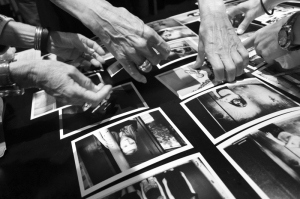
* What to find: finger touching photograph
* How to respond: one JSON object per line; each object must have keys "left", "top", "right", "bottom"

{"left": 218, "top": 110, "right": 300, "bottom": 199}
{"left": 181, "top": 78, "right": 300, "bottom": 144}
{"left": 88, "top": 153, "right": 234, "bottom": 199}
{"left": 71, "top": 108, "right": 192, "bottom": 197}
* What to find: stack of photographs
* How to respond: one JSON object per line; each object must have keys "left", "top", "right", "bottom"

{"left": 71, "top": 108, "right": 193, "bottom": 196}
{"left": 59, "top": 82, "right": 149, "bottom": 139}
{"left": 88, "top": 153, "right": 234, "bottom": 199}
{"left": 181, "top": 78, "right": 300, "bottom": 144}
{"left": 218, "top": 110, "right": 300, "bottom": 199}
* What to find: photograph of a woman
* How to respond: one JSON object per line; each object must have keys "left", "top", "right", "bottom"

{"left": 72, "top": 108, "right": 192, "bottom": 197}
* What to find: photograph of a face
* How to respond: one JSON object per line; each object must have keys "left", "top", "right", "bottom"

{"left": 181, "top": 78, "right": 300, "bottom": 144}
{"left": 156, "top": 61, "right": 217, "bottom": 100}
{"left": 31, "top": 73, "right": 103, "bottom": 120}
{"left": 253, "top": 64, "right": 300, "bottom": 99}
{"left": 88, "top": 153, "right": 234, "bottom": 199}
{"left": 218, "top": 110, "right": 300, "bottom": 199}
{"left": 72, "top": 108, "right": 192, "bottom": 196}
{"left": 147, "top": 18, "right": 183, "bottom": 32}
{"left": 158, "top": 26, "right": 198, "bottom": 42}
{"left": 59, "top": 82, "right": 148, "bottom": 139}
{"left": 170, "top": 9, "right": 200, "bottom": 25}
{"left": 157, "top": 37, "right": 198, "bottom": 69}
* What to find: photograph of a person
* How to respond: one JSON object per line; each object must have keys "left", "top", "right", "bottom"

{"left": 59, "top": 82, "right": 148, "bottom": 139}
{"left": 31, "top": 73, "right": 103, "bottom": 120}
{"left": 181, "top": 78, "right": 300, "bottom": 144}
{"left": 88, "top": 153, "right": 234, "bottom": 199}
{"left": 253, "top": 64, "right": 300, "bottom": 99}
{"left": 156, "top": 61, "right": 217, "bottom": 100}
{"left": 218, "top": 110, "right": 300, "bottom": 199}
{"left": 147, "top": 18, "right": 183, "bottom": 32}
{"left": 157, "top": 37, "right": 198, "bottom": 69}
{"left": 72, "top": 108, "right": 192, "bottom": 196}
{"left": 158, "top": 26, "right": 197, "bottom": 42}
{"left": 170, "top": 9, "right": 200, "bottom": 25}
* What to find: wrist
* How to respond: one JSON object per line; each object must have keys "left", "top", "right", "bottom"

{"left": 9, "top": 60, "right": 36, "bottom": 88}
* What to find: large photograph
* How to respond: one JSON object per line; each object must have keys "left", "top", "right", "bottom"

{"left": 157, "top": 37, "right": 198, "bottom": 69}
{"left": 181, "top": 78, "right": 300, "bottom": 144}
{"left": 218, "top": 110, "right": 300, "bottom": 199}
{"left": 59, "top": 82, "right": 148, "bottom": 139}
{"left": 88, "top": 153, "right": 234, "bottom": 199}
{"left": 72, "top": 108, "right": 192, "bottom": 196}
{"left": 156, "top": 61, "right": 216, "bottom": 99}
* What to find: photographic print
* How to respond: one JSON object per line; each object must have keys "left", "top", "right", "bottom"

{"left": 181, "top": 78, "right": 300, "bottom": 144}
{"left": 218, "top": 110, "right": 300, "bottom": 199}
{"left": 157, "top": 37, "right": 198, "bottom": 69}
{"left": 147, "top": 18, "right": 183, "bottom": 32}
{"left": 88, "top": 153, "right": 234, "bottom": 199}
{"left": 246, "top": 47, "right": 266, "bottom": 70}
{"left": 107, "top": 61, "right": 123, "bottom": 77}
{"left": 72, "top": 108, "right": 192, "bottom": 196}
{"left": 59, "top": 82, "right": 149, "bottom": 139}
{"left": 253, "top": 64, "right": 300, "bottom": 99}
{"left": 92, "top": 36, "right": 114, "bottom": 61}
{"left": 156, "top": 61, "right": 217, "bottom": 100}
{"left": 31, "top": 73, "right": 103, "bottom": 120}
{"left": 157, "top": 26, "right": 198, "bottom": 42}
{"left": 170, "top": 9, "right": 200, "bottom": 25}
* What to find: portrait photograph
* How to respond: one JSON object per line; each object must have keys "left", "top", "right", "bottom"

{"left": 88, "top": 153, "right": 234, "bottom": 199}
{"left": 59, "top": 82, "right": 149, "bottom": 139}
{"left": 72, "top": 108, "right": 192, "bottom": 196}
{"left": 170, "top": 9, "right": 200, "bottom": 25}
{"left": 181, "top": 78, "right": 300, "bottom": 144}
{"left": 253, "top": 64, "right": 300, "bottom": 99}
{"left": 156, "top": 61, "right": 217, "bottom": 100}
{"left": 147, "top": 18, "right": 183, "bottom": 32}
{"left": 157, "top": 37, "right": 198, "bottom": 69}
{"left": 218, "top": 110, "right": 300, "bottom": 199}
{"left": 157, "top": 26, "right": 198, "bottom": 42}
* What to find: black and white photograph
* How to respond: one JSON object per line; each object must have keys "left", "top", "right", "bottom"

{"left": 181, "top": 78, "right": 300, "bottom": 144}
{"left": 218, "top": 110, "right": 300, "bottom": 199}
{"left": 157, "top": 26, "right": 198, "bottom": 42}
{"left": 31, "top": 73, "right": 103, "bottom": 120}
{"left": 156, "top": 61, "right": 217, "bottom": 99}
{"left": 88, "top": 153, "right": 234, "bottom": 199}
{"left": 147, "top": 18, "right": 183, "bottom": 32}
{"left": 170, "top": 9, "right": 200, "bottom": 25}
{"left": 72, "top": 108, "right": 192, "bottom": 196}
{"left": 107, "top": 61, "right": 124, "bottom": 77}
{"left": 59, "top": 82, "right": 148, "bottom": 139}
{"left": 247, "top": 47, "right": 266, "bottom": 70}
{"left": 92, "top": 36, "right": 114, "bottom": 61}
{"left": 157, "top": 37, "right": 198, "bottom": 69}
{"left": 253, "top": 64, "right": 300, "bottom": 99}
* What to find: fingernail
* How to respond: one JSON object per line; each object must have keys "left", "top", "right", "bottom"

{"left": 94, "top": 85, "right": 101, "bottom": 91}
{"left": 141, "top": 76, "right": 147, "bottom": 84}
{"left": 237, "top": 29, "right": 244, "bottom": 35}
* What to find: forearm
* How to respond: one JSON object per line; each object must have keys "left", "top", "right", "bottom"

{"left": 0, "top": 21, "right": 35, "bottom": 49}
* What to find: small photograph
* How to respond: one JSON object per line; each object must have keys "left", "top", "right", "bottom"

{"left": 147, "top": 18, "right": 183, "bottom": 32}
{"left": 218, "top": 110, "right": 300, "bottom": 199}
{"left": 156, "top": 61, "right": 217, "bottom": 100}
{"left": 31, "top": 73, "right": 103, "bottom": 120}
{"left": 107, "top": 61, "right": 123, "bottom": 77}
{"left": 88, "top": 153, "right": 234, "bottom": 199}
{"left": 247, "top": 47, "right": 266, "bottom": 70}
{"left": 170, "top": 9, "right": 200, "bottom": 25}
{"left": 59, "top": 82, "right": 148, "bottom": 139}
{"left": 253, "top": 64, "right": 300, "bottom": 98}
{"left": 157, "top": 26, "right": 198, "bottom": 42}
{"left": 157, "top": 37, "right": 198, "bottom": 69}
{"left": 72, "top": 108, "right": 192, "bottom": 196}
{"left": 181, "top": 78, "right": 300, "bottom": 144}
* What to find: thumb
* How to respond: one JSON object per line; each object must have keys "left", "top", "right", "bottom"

{"left": 191, "top": 38, "right": 205, "bottom": 69}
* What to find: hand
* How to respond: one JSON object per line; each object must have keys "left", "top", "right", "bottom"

{"left": 47, "top": 31, "right": 106, "bottom": 68}
{"left": 193, "top": 12, "right": 248, "bottom": 82}
{"left": 10, "top": 60, "right": 112, "bottom": 106}
{"left": 0, "top": 46, "right": 16, "bottom": 61}
{"left": 243, "top": 17, "right": 289, "bottom": 63}
{"left": 275, "top": 50, "right": 300, "bottom": 69}
{"left": 227, "top": 0, "right": 282, "bottom": 34}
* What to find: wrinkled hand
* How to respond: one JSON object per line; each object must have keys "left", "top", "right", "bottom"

{"left": 275, "top": 50, "right": 300, "bottom": 69}
{"left": 47, "top": 32, "right": 106, "bottom": 67}
{"left": 10, "top": 60, "right": 112, "bottom": 106}
{"left": 243, "top": 17, "right": 289, "bottom": 63}
{"left": 227, "top": 0, "right": 279, "bottom": 34}
{"left": 0, "top": 46, "right": 16, "bottom": 61}
{"left": 193, "top": 13, "right": 248, "bottom": 82}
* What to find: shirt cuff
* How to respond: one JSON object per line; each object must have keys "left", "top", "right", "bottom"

{"left": 0, "top": 14, "right": 14, "bottom": 36}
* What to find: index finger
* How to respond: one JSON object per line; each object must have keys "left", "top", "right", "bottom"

{"left": 242, "top": 33, "right": 255, "bottom": 49}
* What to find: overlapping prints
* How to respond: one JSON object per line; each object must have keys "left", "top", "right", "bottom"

{"left": 218, "top": 110, "right": 300, "bottom": 199}
{"left": 246, "top": 47, "right": 266, "bottom": 70}
{"left": 181, "top": 78, "right": 300, "bottom": 144}
{"left": 88, "top": 153, "right": 234, "bottom": 199}
{"left": 71, "top": 108, "right": 192, "bottom": 196}
{"left": 156, "top": 61, "right": 216, "bottom": 100}
{"left": 253, "top": 64, "right": 300, "bottom": 99}
{"left": 30, "top": 73, "right": 103, "bottom": 120}
{"left": 59, "top": 82, "right": 148, "bottom": 139}
{"left": 170, "top": 9, "right": 200, "bottom": 25}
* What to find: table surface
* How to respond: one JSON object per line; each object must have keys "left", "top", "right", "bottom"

{"left": 0, "top": 18, "right": 299, "bottom": 199}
